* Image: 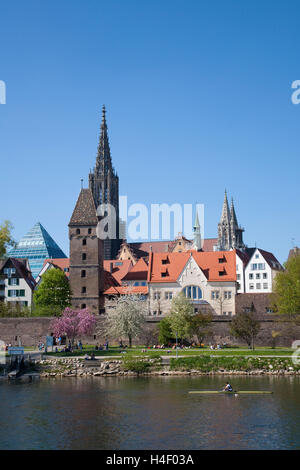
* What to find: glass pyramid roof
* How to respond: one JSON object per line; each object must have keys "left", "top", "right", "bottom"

{"left": 8, "top": 222, "right": 67, "bottom": 279}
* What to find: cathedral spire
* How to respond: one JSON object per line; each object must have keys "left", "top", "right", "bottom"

{"left": 230, "top": 197, "right": 238, "bottom": 228}
{"left": 96, "top": 105, "right": 112, "bottom": 172}
{"left": 220, "top": 190, "right": 230, "bottom": 224}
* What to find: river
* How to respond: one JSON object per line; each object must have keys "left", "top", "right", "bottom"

{"left": 0, "top": 375, "right": 299, "bottom": 449}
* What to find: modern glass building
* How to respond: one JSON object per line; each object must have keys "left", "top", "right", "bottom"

{"left": 8, "top": 222, "right": 67, "bottom": 279}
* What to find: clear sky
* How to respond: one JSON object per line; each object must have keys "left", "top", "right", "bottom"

{"left": 1, "top": 0, "right": 299, "bottom": 263}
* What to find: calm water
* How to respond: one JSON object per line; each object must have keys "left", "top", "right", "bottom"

{"left": 0, "top": 375, "right": 300, "bottom": 450}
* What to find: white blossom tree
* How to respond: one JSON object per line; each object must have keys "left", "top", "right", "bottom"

{"left": 100, "top": 294, "right": 147, "bottom": 347}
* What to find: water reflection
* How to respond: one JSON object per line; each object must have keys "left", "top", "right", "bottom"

{"left": 0, "top": 376, "right": 299, "bottom": 449}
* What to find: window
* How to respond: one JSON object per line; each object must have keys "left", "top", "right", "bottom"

{"left": 81, "top": 304, "right": 86, "bottom": 309}
{"left": 165, "top": 292, "right": 173, "bottom": 300}
{"left": 183, "top": 286, "right": 202, "bottom": 300}
{"left": 255, "top": 254, "right": 259, "bottom": 259}
{"left": 228, "top": 312, "right": 232, "bottom": 317}
{"left": 82, "top": 287, "right": 86, "bottom": 293}
{"left": 8, "top": 289, "right": 25, "bottom": 297}
{"left": 251, "top": 264, "right": 257, "bottom": 270}
{"left": 258, "top": 263, "right": 265, "bottom": 270}
{"left": 76, "top": 229, "right": 80, "bottom": 234}
{"left": 82, "top": 239, "right": 87, "bottom": 246}
{"left": 249, "top": 283, "right": 254, "bottom": 290}
{"left": 81, "top": 270, "right": 86, "bottom": 278}
{"left": 219, "top": 270, "right": 226, "bottom": 276}
{"left": 153, "top": 292, "right": 160, "bottom": 300}
{"left": 82, "top": 253, "right": 86, "bottom": 261}
{"left": 256, "top": 283, "right": 261, "bottom": 289}
{"left": 249, "top": 273, "right": 253, "bottom": 279}
{"left": 224, "top": 291, "right": 232, "bottom": 299}
{"left": 88, "top": 228, "right": 92, "bottom": 234}
{"left": 256, "top": 273, "right": 260, "bottom": 279}
{"left": 211, "top": 291, "right": 219, "bottom": 300}
{"left": 237, "top": 274, "right": 241, "bottom": 280}
{"left": 161, "top": 271, "right": 168, "bottom": 277}
{"left": 8, "top": 278, "right": 19, "bottom": 286}
{"left": 263, "top": 273, "right": 268, "bottom": 279}
{"left": 263, "top": 283, "right": 268, "bottom": 289}
{"left": 153, "top": 311, "right": 157, "bottom": 316}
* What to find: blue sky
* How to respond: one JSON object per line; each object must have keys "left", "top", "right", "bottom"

{"left": 0, "top": 0, "right": 300, "bottom": 263}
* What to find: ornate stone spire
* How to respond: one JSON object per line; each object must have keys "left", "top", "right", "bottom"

{"left": 218, "top": 190, "right": 231, "bottom": 250}
{"left": 96, "top": 105, "right": 112, "bottom": 173}
{"left": 230, "top": 198, "right": 238, "bottom": 228}
{"left": 220, "top": 190, "right": 230, "bottom": 224}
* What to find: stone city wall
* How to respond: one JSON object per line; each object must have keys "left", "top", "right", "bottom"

{"left": 1, "top": 316, "right": 299, "bottom": 348}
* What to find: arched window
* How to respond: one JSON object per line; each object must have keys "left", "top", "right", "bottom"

{"left": 183, "top": 285, "right": 202, "bottom": 300}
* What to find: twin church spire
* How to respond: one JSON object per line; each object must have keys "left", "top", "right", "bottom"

{"left": 218, "top": 190, "right": 245, "bottom": 251}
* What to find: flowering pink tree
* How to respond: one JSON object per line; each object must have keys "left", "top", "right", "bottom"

{"left": 51, "top": 307, "right": 96, "bottom": 345}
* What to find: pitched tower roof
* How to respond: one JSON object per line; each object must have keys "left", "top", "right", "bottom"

{"left": 69, "top": 189, "right": 98, "bottom": 226}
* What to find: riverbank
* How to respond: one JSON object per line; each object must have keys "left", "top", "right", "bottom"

{"left": 33, "top": 354, "right": 300, "bottom": 378}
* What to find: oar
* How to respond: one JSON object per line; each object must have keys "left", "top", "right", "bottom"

{"left": 189, "top": 391, "right": 273, "bottom": 394}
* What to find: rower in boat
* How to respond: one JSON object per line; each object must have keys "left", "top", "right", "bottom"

{"left": 223, "top": 382, "right": 233, "bottom": 392}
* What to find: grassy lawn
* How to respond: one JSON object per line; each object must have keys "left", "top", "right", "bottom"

{"left": 44, "top": 345, "right": 294, "bottom": 358}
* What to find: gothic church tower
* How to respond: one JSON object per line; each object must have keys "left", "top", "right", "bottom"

{"left": 218, "top": 191, "right": 245, "bottom": 251}
{"left": 88, "top": 106, "right": 120, "bottom": 260}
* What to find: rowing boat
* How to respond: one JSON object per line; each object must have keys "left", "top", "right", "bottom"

{"left": 189, "top": 390, "right": 273, "bottom": 395}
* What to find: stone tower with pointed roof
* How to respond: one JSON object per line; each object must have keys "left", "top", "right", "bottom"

{"left": 68, "top": 189, "right": 104, "bottom": 314}
{"left": 88, "top": 106, "right": 120, "bottom": 260}
{"left": 218, "top": 191, "right": 245, "bottom": 251}
{"left": 192, "top": 210, "right": 202, "bottom": 251}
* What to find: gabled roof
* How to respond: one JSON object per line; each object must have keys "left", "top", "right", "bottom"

{"left": 148, "top": 251, "right": 237, "bottom": 283}
{"left": 42, "top": 258, "right": 70, "bottom": 277}
{"left": 103, "top": 259, "right": 132, "bottom": 285}
{"left": 0, "top": 257, "right": 36, "bottom": 290}
{"left": 122, "top": 258, "right": 148, "bottom": 281}
{"left": 69, "top": 189, "right": 98, "bottom": 226}
{"left": 246, "top": 248, "right": 283, "bottom": 270}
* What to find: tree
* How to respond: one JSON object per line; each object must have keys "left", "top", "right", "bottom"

{"left": 168, "top": 292, "right": 194, "bottom": 341}
{"left": 0, "top": 220, "right": 15, "bottom": 259}
{"left": 51, "top": 307, "right": 96, "bottom": 345}
{"left": 188, "top": 311, "right": 213, "bottom": 345}
{"left": 230, "top": 312, "right": 261, "bottom": 350}
{"left": 272, "top": 254, "right": 300, "bottom": 321}
{"left": 34, "top": 268, "right": 72, "bottom": 315}
{"left": 158, "top": 316, "right": 173, "bottom": 345}
{"left": 271, "top": 330, "right": 281, "bottom": 349}
{"left": 101, "top": 294, "right": 146, "bottom": 347}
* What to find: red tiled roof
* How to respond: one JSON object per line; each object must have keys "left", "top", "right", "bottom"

{"left": 202, "top": 238, "right": 218, "bottom": 251}
{"left": 122, "top": 258, "right": 148, "bottom": 281}
{"left": 103, "top": 285, "right": 148, "bottom": 295}
{"left": 148, "top": 250, "right": 236, "bottom": 283}
{"left": 103, "top": 259, "right": 132, "bottom": 285}
{"left": 43, "top": 258, "right": 70, "bottom": 277}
